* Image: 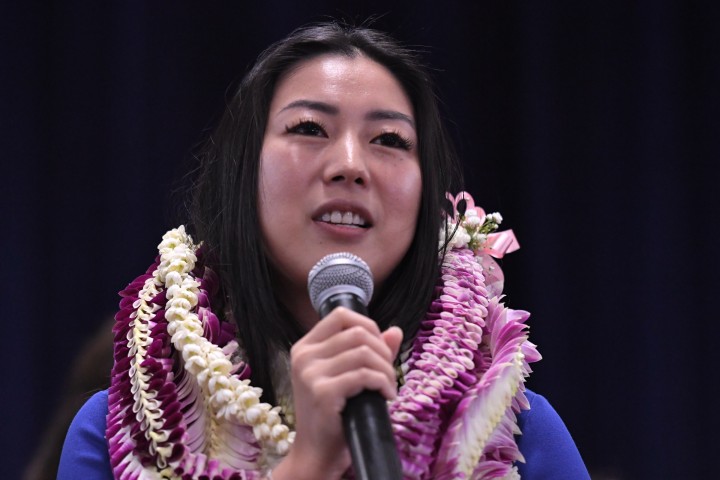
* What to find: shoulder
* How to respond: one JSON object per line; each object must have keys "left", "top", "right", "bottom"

{"left": 515, "top": 389, "right": 590, "bottom": 480}
{"left": 518, "top": 390, "right": 572, "bottom": 436}
{"left": 58, "top": 390, "right": 113, "bottom": 480}
{"left": 72, "top": 390, "right": 109, "bottom": 425}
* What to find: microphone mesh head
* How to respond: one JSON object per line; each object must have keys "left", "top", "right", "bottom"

{"left": 307, "top": 252, "right": 374, "bottom": 312}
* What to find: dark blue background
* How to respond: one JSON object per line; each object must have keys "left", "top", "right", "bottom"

{"left": 3, "top": 2, "right": 718, "bottom": 478}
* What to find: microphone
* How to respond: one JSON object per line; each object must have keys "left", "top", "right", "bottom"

{"left": 307, "top": 253, "right": 403, "bottom": 480}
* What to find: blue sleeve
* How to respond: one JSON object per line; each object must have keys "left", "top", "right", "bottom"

{"left": 515, "top": 390, "right": 590, "bottom": 480}
{"left": 58, "top": 390, "right": 114, "bottom": 480}
{"left": 59, "top": 389, "right": 585, "bottom": 479}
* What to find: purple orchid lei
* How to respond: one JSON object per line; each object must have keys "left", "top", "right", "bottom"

{"left": 106, "top": 192, "right": 540, "bottom": 480}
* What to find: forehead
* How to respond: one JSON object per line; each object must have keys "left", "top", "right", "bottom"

{"left": 270, "top": 54, "right": 414, "bottom": 116}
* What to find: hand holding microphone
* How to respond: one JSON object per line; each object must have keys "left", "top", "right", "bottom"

{"left": 306, "top": 253, "right": 403, "bottom": 480}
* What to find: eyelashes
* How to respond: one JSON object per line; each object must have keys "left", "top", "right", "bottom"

{"left": 371, "top": 131, "right": 414, "bottom": 151}
{"left": 285, "top": 118, "right": 328, "bottom": 137}
{"left": 284, "top": 119, "right": 414, "bottom": 151}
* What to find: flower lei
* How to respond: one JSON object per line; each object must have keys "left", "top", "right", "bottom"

{"left": 107, "top": 192, "right": 540, "bottom": 480}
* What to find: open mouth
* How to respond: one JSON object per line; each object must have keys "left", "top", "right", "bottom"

{"left": 319, "top": 210, "right": 369, "bottom": 228}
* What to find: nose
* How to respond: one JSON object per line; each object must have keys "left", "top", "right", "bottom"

{"left": 323, "top": 133, "right": 368, "bottom": 186}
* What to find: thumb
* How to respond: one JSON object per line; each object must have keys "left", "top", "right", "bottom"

{"left": 382, "top": 326, "right": 404, "bottom": 361}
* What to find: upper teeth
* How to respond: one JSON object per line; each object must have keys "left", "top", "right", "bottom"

{"left": 321, "top": 211, "right": 366, "bottom": 227}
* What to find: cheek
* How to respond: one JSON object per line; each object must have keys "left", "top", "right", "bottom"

{"left": 258, "top": 154, "right": 296, "bottom": 250}
{"left": 258, "top": 150, "right": 307, "bottom": 216}
{"left": 258, "top": 157, "right": 305, "bottom": 286}
{"left": 259, "top": 156, "right": 291, "bottom": 198}
{"left": 377, "top": 163, "right": 422, "bottom": 268}
{"left": 371, "top": 167, "right": 422, "bottom": 286}
{"left": 387, "top": 163, "right": 423, "bottom": 224}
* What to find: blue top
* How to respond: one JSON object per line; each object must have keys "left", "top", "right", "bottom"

{"left": 58, "top": 389, "right": 589, "bottom": 479}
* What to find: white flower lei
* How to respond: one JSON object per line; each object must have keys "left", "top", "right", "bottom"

{"left": 159, "top": 230, "right": 293, "bottom": 455}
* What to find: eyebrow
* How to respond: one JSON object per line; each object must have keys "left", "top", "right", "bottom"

{"left": 281, "top": 99, "right": 338, "bottom": 115}
{"left": 366, "top": 110, "right": 415, "bottom": 129}
{"left": 279, "top": 99, "right": 416, "bottom": 129}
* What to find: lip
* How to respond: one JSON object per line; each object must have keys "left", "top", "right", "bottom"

{"left": 312, "top": 200, "right": 374, "bottom": 229}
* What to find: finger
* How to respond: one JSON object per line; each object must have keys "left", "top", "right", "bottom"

{"left": 304, "top": 345, "right": 397, "bottom": 386}
{"left": 382, "top": 326, "right": 404, "bottom": 360}
{"left": 294, "top": 325, "right": 394, "bottom": 366}
{"left": 312, "top": 368, "right": 398, "bottom": 407}
{"left": 300, "top": 307, "right": 382, "bottom": 343}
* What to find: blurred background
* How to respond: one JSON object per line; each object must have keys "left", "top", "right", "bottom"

{"left": 2, "top": 1, "right": 718, "bottom": 479}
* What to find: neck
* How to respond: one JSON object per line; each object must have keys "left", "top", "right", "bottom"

{"left": 281, "top": 288, "right": 319, "bottom": 332}
{"left": 268, "top": 270, "right": 320, "bottom": 332}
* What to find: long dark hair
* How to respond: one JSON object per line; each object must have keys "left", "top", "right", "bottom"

{"left": 189, "top": 22, "right": 462, "bottom": 403}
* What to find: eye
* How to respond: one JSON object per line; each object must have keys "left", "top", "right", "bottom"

{"left": 371, "top": 131, "right": 414, "bottom": 151}
{"left": 285, "top": 119, "right": 327, "bottom": 137}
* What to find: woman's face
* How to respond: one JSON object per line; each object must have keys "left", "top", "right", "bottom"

{"left": 259, "top": 54, "right": 422, "bottom": 309}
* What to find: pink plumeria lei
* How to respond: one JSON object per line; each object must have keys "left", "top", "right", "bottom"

{"left": 391, "top": 192, "right": 538, "bottom": 479}
{"left": 106, "top": 192, "right": 540, "bottom": 479}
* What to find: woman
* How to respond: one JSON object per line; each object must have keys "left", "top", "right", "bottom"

{"left": 58, "top": 23, "right": 589, "bottom": 479}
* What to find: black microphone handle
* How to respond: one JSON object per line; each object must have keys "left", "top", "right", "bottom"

{"left": 343, "top": 391, "right": 402, "bottom": 480}
{"left": 319, "top": 293, "right": 403, "bottom": 480}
